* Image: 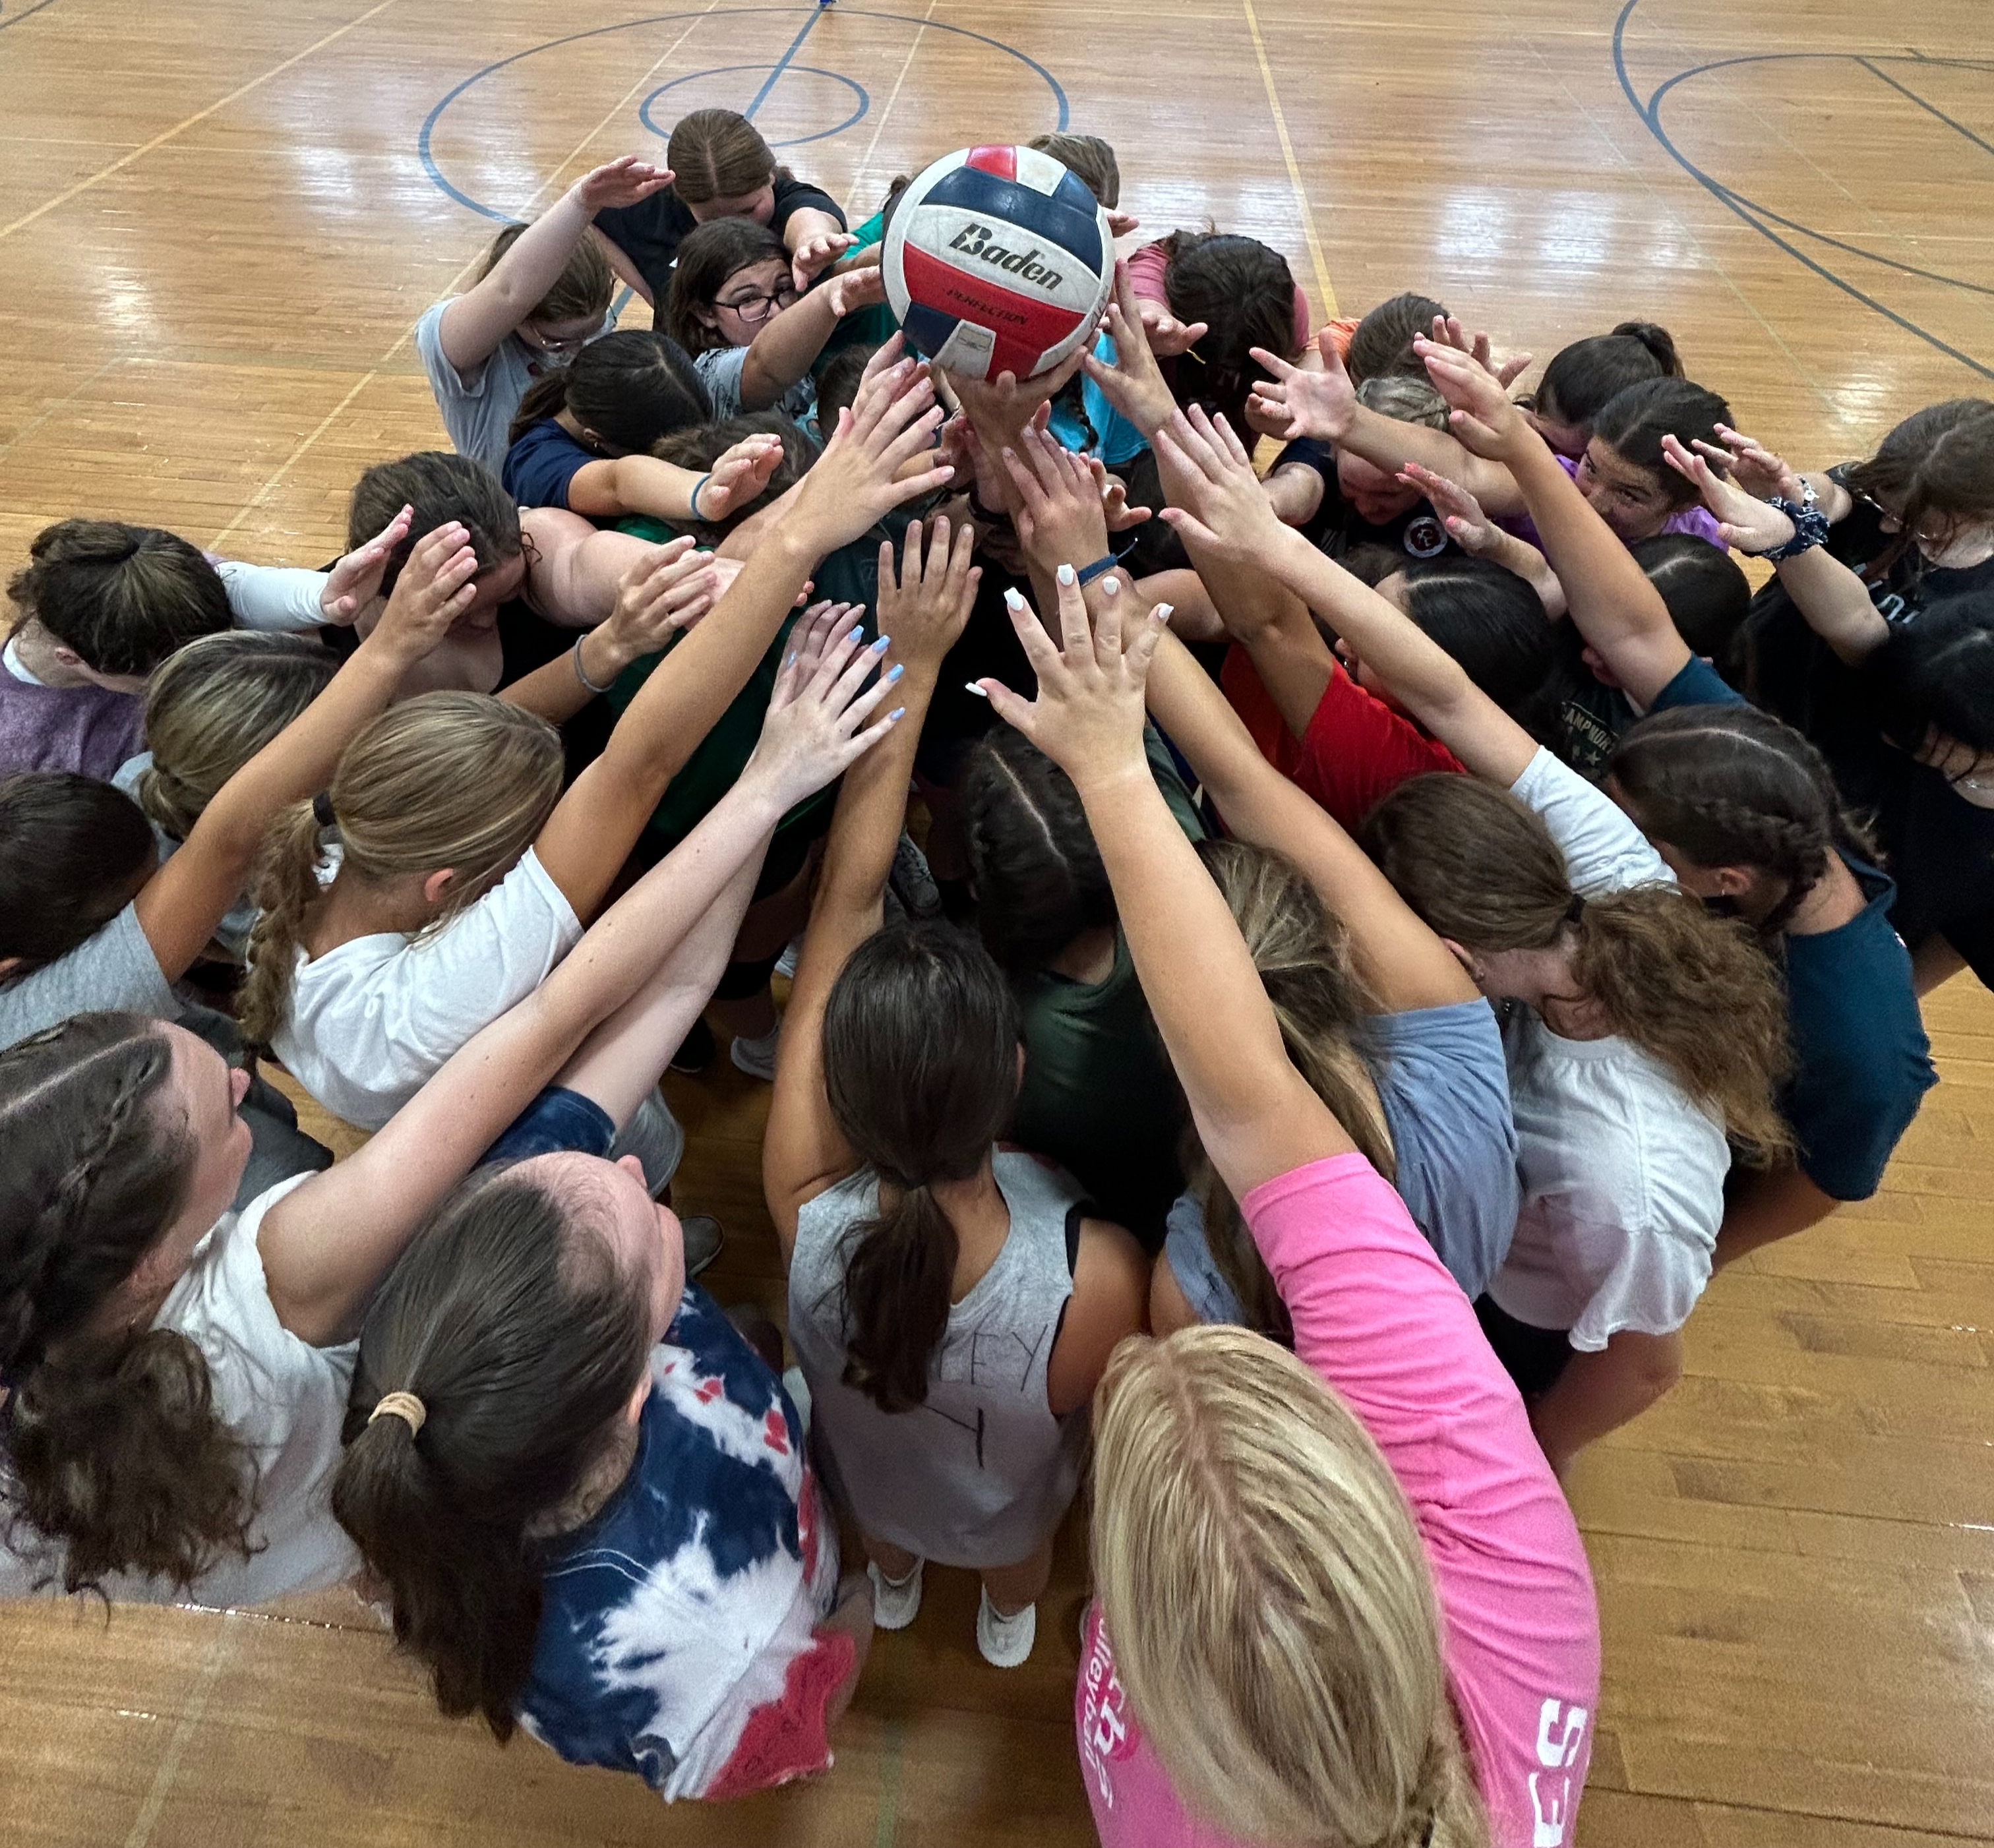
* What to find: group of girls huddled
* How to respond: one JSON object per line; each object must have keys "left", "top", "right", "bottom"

{"left": 3, "top": 100, "right": 1985, "bottom": 1848}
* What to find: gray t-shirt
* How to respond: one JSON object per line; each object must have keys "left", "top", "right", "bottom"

{"left": 1165, "top": 998, "right": 1521, "bottom": 1321}
{"left": 112, "top": 754, "right": 256, "bottom": 958}
{"left": 691, "top": 343, "right": 817, "bottom": 425}
{"left": 0, "top": 903, "right": 174, "bottom": 1051}
{"left": 414, "top": 301, "right": 613, "bottom": 477}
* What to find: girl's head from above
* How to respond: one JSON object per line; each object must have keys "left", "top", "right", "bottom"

{"left": 1876, "top": 597, "right": 1994, "bottom": 792}
{"left": 1091, "top": 1325, "right": 1488, "bottom": 1848}
{"left": 653, "top": 411, "right": 818, "bottom": 535}
{"left": 1629, "top": 532, "right": 1750, "bottom": 678}
{"left": 506, "top": 330, "right": 713, "bottom": 460}
{"left": 477, "top": 220, "right": 614, "bottom": 363}
{"left": 1336, "top": 374, "right": 1451, "bottom": 526}
{"left": 135, "top": 630, "right": 340, "bottom": 843}
{"left": 1184, "top": 839, "right": 1390, "bottom": 1346}
{"left": 237, "top": 692, "right": 562, "bottom": 1048}
{"left": 1606, "top": 704, "right": 1874, "bottom": 935}
{"left": 1161, "top": 231, "right": 1302, "bottom": 429}
{"left": 962, "top": 727, "right": 1116, "bottom": 976}
{"left": 1028, "top": 131, "right": 1122, "bottom": 209}
{"left": 334, "top": 1152, "right": 678, "bottom": 1737}
{"left": 1361, "top": 771, "right": 1792, "bottom": 1158}
{"left": 350, "top": 452, "right": 525, "bottom": 632}
{"left": 665, "top": 216, "right": 797, "bottom": 357}
{"left": 1364, "top": 552, "right": 1560, "bottom": 738}
{"left": 1345, "top": 291, "right": 1448, "bottom": 386}
{"left": 0, "top": 1011, "right": 258, "bottom": 1592}
{"left": 8, "top": 520, "right": 231, "bottom": 689}
{"left": 819, "top": 918, "right": 1022, "bottom": 1414}
{"left": 1526, "top": 321, "right": 1681, "bottom": 458}
{"left": 1577, "top": 377, "right": 1732, "bottom": 541}
{"left": 0, "top": 773, "right": 157, "bottom": 982}
{"left": 1844, "top": 398, "right": 1994, "bottom": 572}
{"left": 668, "top": 108, "right": 781, "bottom": 225}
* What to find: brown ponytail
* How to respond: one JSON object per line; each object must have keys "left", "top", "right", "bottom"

{"left": 333, "top": 1170, "right": 651, "bottom": 1739}
{"left": 0, "top": 1014, "right": 258, "bottom": 1591}
{"left": 818, "top": 921, "right": 1020, "bottom": 1414}
{"left": 1364, "top": 774, "right": 1792, "bottom": 1161}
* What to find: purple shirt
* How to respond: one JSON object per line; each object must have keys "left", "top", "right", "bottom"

{"left": 0, "top": 648, "right": 143, "bottom": 780}
{"left": 1509, "top": 452, "right": 1726, "bottom": 552}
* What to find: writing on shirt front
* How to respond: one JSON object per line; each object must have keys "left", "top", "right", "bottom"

{"left": 1079, "top": 1615, "right": 1133, "bottom": 1810}
{"left": 1529, "top": 1696, "right": 1589, "bottom": 1846}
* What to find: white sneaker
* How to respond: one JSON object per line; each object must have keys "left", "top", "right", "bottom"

{"left": 976, "top": 1588, "right": 1037, "bottom": 1667}
{"left": 868, "top": 1559, "right": 924, "bottom": 1630}
{"left": 729, "top": 1024, "right": 780, "bottom": 1081}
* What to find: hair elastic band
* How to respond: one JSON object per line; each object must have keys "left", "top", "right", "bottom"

{"left": 688, "top": 472, "right": 714, "bottom": 522}
{"left": 369, "top": 1390, "right": 427, "bottom": 1436}
{"left": 1075, "top": 554, "right": 1120, "bottom": 587}
{"left": 1563, "top": 895, "right": 1587, "bottom": 926}
{"left": 572, "top": 634, "right": 617, "bottom": 696}
{"left": 311, "top": 790, "right": 336, "bottom": 828}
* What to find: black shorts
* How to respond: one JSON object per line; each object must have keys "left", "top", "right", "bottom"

{"left": 1474, "top": 1295, "right": 1573, "bottom": 1400}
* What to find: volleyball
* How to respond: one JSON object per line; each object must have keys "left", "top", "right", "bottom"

{"left": 882, "top": 144, "right": 1113, "bottom": 382}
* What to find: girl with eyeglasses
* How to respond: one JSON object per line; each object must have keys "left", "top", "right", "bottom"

{"left": 664, "top": 218, "right": 888, "bottom": 426}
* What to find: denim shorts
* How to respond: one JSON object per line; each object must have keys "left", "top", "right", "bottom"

{"left": 482, "top": 1086, "right": 617, "bottom": 1168}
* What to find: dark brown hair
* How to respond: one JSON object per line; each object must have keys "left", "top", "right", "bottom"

{"left": 0, "top": 1013, "right": 258, "bottom": 1592}
{"left": 333, "top": 1168, "right": 651, "bottom": 1739}
{"left": 7, "top": 520, "right": 230, "bottom": 676}
{"left": 1843, "top": 398, "right": 1994, "bottom": 575}
{"left": 1608, "top": 705, "right": 1877, "bottom": 937}
{"left": 1346, "top": 292, "right": 1447, "bottom": 384}
{"left": 818, "top": 921, "right": 1020, "bottom": 1414}
{"left": 348, "top": 452, "right": 522, "bottom": 599}
{"left": 652, "top": 411, "right": 817, "bottom": 537}
{"left": 666, "top": 109, "right": 779, "bottom": 206}
{"left": 1631, "top": 533, "right": 1750, "bottom": 672}
{"left": 0, "top": 773, "right": 157, "bottom": 975}
{"left": 507, "top": 329, "right": 712, "bottom": 454}
{"left": 1589, "top": 378, "right": 1732, "bottom": 510}
{"left": 1362, "top": 774, "right": 1792, "bottom": 1159}
{"left": 962, "top": 729, "right": 1116, "bottom": 974}
{"left": 1160, "top": 231, "right": 1302, "bottom": 432}
{"left": 663, "top": 216, "right": 792, "bottom": 357}
{"left": 1532, "top": 323, "right": 1681, "bottom": 431}
{"left": 473, "top": 220, "right": 614, "bottom": 328}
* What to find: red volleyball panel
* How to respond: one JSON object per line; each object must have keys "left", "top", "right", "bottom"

{"left": 965, "top": 144, "right": 1017, "bottom": 182}
{"left": 900, "top": 243, "right": 1083, "bottom": 370}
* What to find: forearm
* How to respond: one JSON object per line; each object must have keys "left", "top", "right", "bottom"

{"left": 816, "top": 661, "right": 932, "bottom": 912}
{"left": 1339, "top": 408, "right": 1523, "bottom": 516}
{"left": 500, "top": 626, "right": 629, "bottom": 724}
{"left": 590, "top": 225, "right": 651, "bottom": 303}
{"left": 783, "top": 208, "right": 846, "bottom": 254}
{"left": 1714, "top": 1162, "right": 1840, "bottom": 1268}
{"left": 1528, "top": 1328, "right": 1683, "bottom": 1472}
{"left": 1511, "top": 439, "right": 1672, "bottom": 658}
{"left": 1479, "top": 529, "right": 1566, "bottom": 618}
{"left": 742, "top": 293, "right": 841, "bottom": 407}
{"left": 567, "top": 455, "right": 711, "bottom": 523}
{"left": 216, "top": 560, "right": 332, "bottom": 632}
{"left": 1773, "top": 547, "right": 1889, "bottom": 663}
{"left": 439, "top": 190, "right": 594, "bottom": 370}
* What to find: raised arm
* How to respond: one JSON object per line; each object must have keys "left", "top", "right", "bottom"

{"left": 764, "top": 516, "right": 980, "bottom": 1250}
{"left": 436, "top": 158, "right": 670, "bottom": 374}
{"left": 530, "top": 348, "right": 953, "bottom": 918}
{"left": 980, "top": 569, "right": 1353, "bottom": 1202}
{"left": 1419, "top": 339, "right": 1689, "bottom": 705}
{"left": 131, "top": 516, "right": 468, "bottom": 983}
{"left": 739, "top": 266, "right": 886, "bottom": 410}
{"left": 259, "top": 627, "right": 902, "bottom": 1345}
{"left": 1155, "top": 407, "right": 1538, "bottom": 787}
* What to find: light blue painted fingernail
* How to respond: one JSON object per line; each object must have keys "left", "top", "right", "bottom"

{"left": 872, "top": 634, "right": 891, "bottom": 652}
{"left": 785, "top": 652, "right": 797, "bottom": 668}
{"left": 1056, "top": 562, "right": 1076, "bottom": 585}
{"left": 887, "top": 663, "right": 904, "bottom": 682}
{"left": 888, "top": 706, "right": 907, "bottom": 721}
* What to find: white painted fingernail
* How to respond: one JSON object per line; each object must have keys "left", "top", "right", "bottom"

{"left": 1101, "top": 574, "right": 1120, "bottom": 595}
{"left": 1003, "top": 587, "right": 1027, "bottom": 611}
{"left": 1153, "top": 603, "right": 1173, "bottom": 622}
{"left": 1056, "top": 562, "right": 1076, "bottom": 585}
{"left": 964, "top": 681, "right": 990, "bottom": 699}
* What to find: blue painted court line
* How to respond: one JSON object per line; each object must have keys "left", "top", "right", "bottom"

{"left": 1857, "top": 56, "right": 1994, "bottom": 164}
{"left": 0, "top": 0, "right": 65, "bottom": 32}
{"left": 741, "top": 3, "right": 824, "bottom": 119}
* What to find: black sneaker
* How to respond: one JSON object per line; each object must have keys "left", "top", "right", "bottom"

{"left": 668, "top": 1016, "right": 715, "bottom": 1075}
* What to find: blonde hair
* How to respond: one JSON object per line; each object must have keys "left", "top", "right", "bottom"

{"left": 1028, "top": 132, "right": 1121, "bottom": 208}
{"left": 135, "top": 631, "right": 339, "bottom": 841}
{"left": 1357, "top": 372, "right": 1451, "bottom": 432}
{"left": 239, "top": 693, "right": 563, "bottom": 1048}
{"left": 1187, "top": 840, "right": 1393, "bottom": 1342}
{"left": 1093, "top": 1328, "right": 1490, "bottom": 1848}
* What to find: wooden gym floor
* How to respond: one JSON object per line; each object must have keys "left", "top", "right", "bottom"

{"left": 3, "top": 0, "right": 1993, "bottom": 1841}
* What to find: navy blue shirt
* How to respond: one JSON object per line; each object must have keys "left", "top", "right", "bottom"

{"left": 1649, "top": 655, "right": 1935, "bottom": 1197}
{"left": 502, "top": 417, "right": 597, "bottom": 511}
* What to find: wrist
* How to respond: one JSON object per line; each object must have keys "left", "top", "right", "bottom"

{"left": 578, "top": 625, "right": 631, "bottom": 686}
{"left": 1067, "top": 752, "right": 1152, "bottom": 806}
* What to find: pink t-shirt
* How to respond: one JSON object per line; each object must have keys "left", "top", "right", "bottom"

{"left": 1076, "top": 1154, "right": 1599, "bottom": 1848}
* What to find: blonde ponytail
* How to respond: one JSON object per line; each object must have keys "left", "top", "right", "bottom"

{"left": 240, "top": 799, "right": 330, "bottom": 1048}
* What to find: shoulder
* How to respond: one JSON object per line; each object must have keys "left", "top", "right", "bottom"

{"left": 1648, "top": 652, "right": 1745, "bottom": 714}
{"left": 1509, "top": 747, "right": 1674, "bottom": 895}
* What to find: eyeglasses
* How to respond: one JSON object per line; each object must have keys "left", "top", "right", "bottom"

{"left": 717, "top": 286, "right": 798, "bottom": 326}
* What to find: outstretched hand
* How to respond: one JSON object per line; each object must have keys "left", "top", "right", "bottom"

{"left": 1691, "top": 423, "right": 1801, "bottom": 504}
{"left": 698, "top": 432, "right": 789, "bottom": 523}
{"left": 1415, "top": 336, "right": 1533, "bottom": 460}
{"left": 747, "top": 603, "right": 903, "bottom": 810}
{"left": 1153, "top": 406, "right": 1287, "bottom": 564}
{"left": 876, "top": 514, "right": 980, "bottom": 669}
{"left": 789, "top": 336, "right": 954, "bottom": 549}
{"left": 574, "top": 156, "right": 674, "bottom": 214}
{"left": 949, "top": 346, "right": 1087, "bottom": 443}
{"left": 1397, "top": 460, "right": 1499, "bottom": 554}
{"left": 792, "top": 229, "right": 861, "bottom": 293}
{"left": 599, "top": 536, "right": 727, "bottom": 657}
{"left": 1079, "top": 260, "right": 1178, "bottom": 438}
{"left": 1136, "top": 293, "right": 1208, "bottom": 359}
{"left": 976, "top": 562, "right": 1167, "bottom": 792}
{"left": 1246, "top": 326, "right": 1355, "bottom": 442}
{"left": 1427, "top": 314, "right": 1533, "bottom": 389}
{"left": 1000, "top": 425, "right": 1114, "bottom": 573}
{"left": 369, "top": 522, "right": 481, "bottom": 660}
{"left": 1660, "top": 435, "right": 1795, "bottom": 554}
{"left": 320, "top": 502, "right": 415, "bottom": 624}
{"left": 823, "top": 263, "right": 888, "bottom": 318}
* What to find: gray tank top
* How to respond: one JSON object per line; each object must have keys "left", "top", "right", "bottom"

{"left": 787, "top": 1148, "right": 1086, "bottom": 1570}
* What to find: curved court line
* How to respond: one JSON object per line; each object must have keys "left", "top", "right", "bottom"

{"left": 1613, "top": 1, "right": 1993, "bottom": 380}
{"left": 0, "top": 0, "right": 64, "bottom": 33}
{"left": 419, "top": 7, "right": 1069, "bottom": 222}
{"left": 639, "top": 64, "right": 869, "bottom": 147}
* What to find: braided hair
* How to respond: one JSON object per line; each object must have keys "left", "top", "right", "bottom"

{"left": 0, "top": 1013, "right": 257, "bottom": 1590}
{"left": 1606, "top": 704, "right": 1877, "bottom": 939}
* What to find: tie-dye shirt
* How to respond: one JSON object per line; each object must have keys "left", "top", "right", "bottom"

{"left": 519, "top": 1283, "right": 851, "bottom": 1803}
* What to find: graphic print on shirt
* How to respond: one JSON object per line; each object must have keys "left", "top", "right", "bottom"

{"left": 1079, "top": 1613, "right": 1137, "bottom": 1809}
{"left": 1528, "top": 1696, "right": 1589, "bottom": 1847}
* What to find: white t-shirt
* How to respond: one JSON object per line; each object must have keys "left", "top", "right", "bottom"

{"left": 0, "top": 1173, "right": 359, "bottom": 1606}
{"left": 1488, "top": 751, "right": 1730, "bottom": 1350}
{"left": 415, "top": 301, "right": 614, "bottom": 477}
{"left": 269, "top": 846, "right": 581, "bottom": 1131}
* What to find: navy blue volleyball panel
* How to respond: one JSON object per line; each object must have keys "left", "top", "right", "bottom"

{"left": 921, "top": 167, "right": 1105, "bottom": 274}
{"left": 900, "top": 301, "right": 964, "bottom": 363}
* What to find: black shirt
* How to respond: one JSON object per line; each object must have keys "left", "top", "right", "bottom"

{"left": 593, "top": 173, "right": 847, "bottom": 307}
{"left": 1275, "top": 438, "right": 1456, "bottom": 566}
